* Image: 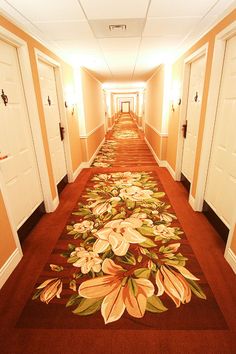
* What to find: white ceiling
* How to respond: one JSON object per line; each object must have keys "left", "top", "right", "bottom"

{"left": 0, "top": 0, "right": 235, "bottom": 84}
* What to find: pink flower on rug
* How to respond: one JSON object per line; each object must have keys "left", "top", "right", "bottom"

{"left": 79, "top": 259, "right": 154, "bottom": 324}
{"left": 89, "top": 197, "right": 120, "bottom": 216}
{"left": 93, "top": 218, "right": 146, "bottom": 256}
{"left": 155, "top": 265, "right": 199, "bottom": 307}
{"left": 36, "top": 278, "right": 62, "bottom": 304}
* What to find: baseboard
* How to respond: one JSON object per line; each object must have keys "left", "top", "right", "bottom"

{"left": 82, "top": 138, "right": 105, "bottom": 168}
{"left": 165, "top": 161, "right": 177, "bottom": 180}
{"left": 145, "top": 137, "right": 166, "bottom": 167}
{"left": 189, "top": 194, "right": 197, "bottom": 211}
{"left": 51, "top": 195, "right": 59, "bottom": 211}
{"left": 224, "top": 248, "right": 236, "bottom": 274}
{"left": 68, "top": 163, "right": 84, "bottom": 183}
{"left": 0, "top": 248, "right": 23, "bottom": 289}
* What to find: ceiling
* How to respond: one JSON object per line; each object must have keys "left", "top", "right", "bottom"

{"left": 0, "top": 0, "right": 235, "bottom": 84}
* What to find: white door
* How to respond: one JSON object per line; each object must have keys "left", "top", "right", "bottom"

{"left": 122, "top": 102, "right": 130, "bottom": 113}
{"left": 181, "top": 55, "right": 206, "bottom": 182}
{"left": 204, "top": 35, "right": 236, "bottom": 227}
{"left": 38, "top": 60, "right": 67, "bottom": 185}
{"left": 0, "top": 40, "right": 43, "bottom": 229}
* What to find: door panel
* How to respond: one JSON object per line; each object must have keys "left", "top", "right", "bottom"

{"left": 122, "top": 102, "right": 130, "bottom": 113}
{"left": 38, "top": 60, "right": 67, "bottom": 185}
{"left": 0, "top": 40, "right": 43, "bottom": 229}
{"left": 182, "top": 54, "right": 206, "bottom": 182}
{"left": 205, "top": 35, "right": 236, "bottom": 227}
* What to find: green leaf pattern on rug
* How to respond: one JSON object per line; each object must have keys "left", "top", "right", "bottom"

{"left": 32, "top": 171, "right": 206, "bottom": 324}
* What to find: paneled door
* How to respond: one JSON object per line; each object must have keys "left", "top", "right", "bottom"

{"left": 38, "top": 60, "right": 67, "bottom": 185}
{"left": 0, "top": 39, "right": 43, "bottom": 229}
{"left": 181, "top": 54, "right": 206, "bottom": 182}
{"left": 122, "top": 101, "right": 130, "bottom": 113}
{"left": 204, "top": 35, "right": 236, "bottom": 227}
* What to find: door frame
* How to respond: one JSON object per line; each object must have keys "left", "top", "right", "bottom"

{"left": 175, "top": 44, "right": 208, "bottom": 202}
{"left": 192, "top": 21, "right": 236, "bottom": 271}
{"left": 121, "top": 101, "right": 130, "bottom": 113}
{"left": 35, "top": 50, "right": 73, "bottom": 184}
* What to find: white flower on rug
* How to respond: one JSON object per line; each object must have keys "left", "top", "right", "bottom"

{"left": 93, "top": 162, "right": 111, "bottom": 167}
{"left": 73, "top": 220, "right": 94, "bottom": 233}
{"left": 119, "top": 186, "right": 153, "bottom": 201}
{"left": 153, "top": 224, "right": 179, "bottom": 240}
{"left": 93, "top": 218, "right": 146, "bottom": 256}
{"left": 89, "top": 197, "right": 120, "bottom": 216}
{"left": 69, "top": 247, "right": 102, "bottom": 274}
{"left": 113, "top": 172, "right": 142, "bottom": 187}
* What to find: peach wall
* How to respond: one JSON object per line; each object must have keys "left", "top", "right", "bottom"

{"left": 166, "top": 10, "right": 236, "bottom": 181}
{"left": 80, "top": 125, "right": 105, "bottom": 162}
{"left": 165, "top": 10, "right": 236, "bottom": 254}
{"left": 0, "top": 15, "right": 82, "bottom": 274}
{"left": 87, "top": 125, "right": 105, "bottom": 160}
{"left": 145, "top": 124, "right": 161, "bottom": 159}
{"left": 145, "top": 65, "right": 165, "bottom": 132}
{"left": 0, "top": 192, "right": 17, "bottom": 268}
{"left": 81, "top": 68, "right": 105, "bottom": 134}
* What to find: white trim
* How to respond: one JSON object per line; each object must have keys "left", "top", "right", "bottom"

{"left": 0, "top": 248, "right": 22, "bottom": 289}
{"left": 88, "top": 137, "right": 105, "bottom": 166}
{"left": 189, "top": 194, "right": 197, "bottom": 211}
{"left": 145, "top": 122, "right": 168, "bottom": 137}
{"left": 165, "top": 161, "right": 177, "bottom": 180}
{"left": 175, "top": 43, "right": 209, "bottom": 182}
{"left": 144, "top": 137, "right": 166, "bottom": 167}
{"left": 51, "top": 196, "right": 59, "bottom": 212}
{"left": 69, "top": 163, "right": 84, "bottom": 183}
{"left": 224, "top": 248, "right": 236, "bottom": 274}
{"left": 0, "top": 26, "right": 56, "bottom": 213}
{"left": 80, "top": 123, "right": 105, "bottom": 138}
{"left": 35, "top": 49, "right": 74, "bottom": 199}
{"left": 194, "top": 21, "right": 236, "bottom": 212}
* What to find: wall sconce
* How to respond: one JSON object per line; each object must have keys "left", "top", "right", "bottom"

{"left": 171, "top": 80, "right": 181, "bottom": 112}
{"left": 171, "top": 98, "right": 181, "bottom": 112}
{"left": 64, "top": 86, "right": 76, "bottom": 116}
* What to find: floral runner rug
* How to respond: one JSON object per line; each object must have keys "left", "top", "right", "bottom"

{"left": 17, "top": 169, "right": 227, "bottom": 329}
{"left": 91, "top": 113, "right": 157, "bottom": 168}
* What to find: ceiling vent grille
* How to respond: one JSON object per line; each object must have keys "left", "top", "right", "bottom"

{"left": 109, "top": 24, "right": 127, "bottom": 32}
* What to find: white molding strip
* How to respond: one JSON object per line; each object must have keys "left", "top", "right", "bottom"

{"left": 189, "top": 194, "right": 197, "bottom": 211}
{"left": 224, "top": 248, "right": 236, "bottom": 274}
{"left": 145, "top": 137, "right": 166, "bottom": 167}
{"left": 67, "top": 163, "right": 84, "bottom": 183}
{"left": 145, "top": 122, "right": 168, "bottom": 137}
{"left": 51, "top": 196, "right": 59, "bottom": 212}
{"left": 72, "top": 163, "right": 83, "bottom": 182}
{"left": 81, "top": 137, "right": 106, "bottom": 168}
{"left": 80, "top": 123, "right": 104, "bottom": 138}
{"left": 165, "top": 161, "right": 177, "bottom": 180}
{"left": 0, "top": 248, "right": 22, "bottom": 289}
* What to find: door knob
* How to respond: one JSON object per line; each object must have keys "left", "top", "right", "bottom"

{"left": 47, "top": 96, "right": 51, "bottom": 106}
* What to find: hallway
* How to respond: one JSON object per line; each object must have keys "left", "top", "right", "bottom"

{"left": 0, "top": 113, "right": 235, "bottom": 353}
{"left": 0, "top": 2, "right": 236, "bottom": 353}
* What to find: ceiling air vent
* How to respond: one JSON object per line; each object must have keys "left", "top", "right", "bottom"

{"left": 109, "top": 24, "right": 127, "bottom": 32}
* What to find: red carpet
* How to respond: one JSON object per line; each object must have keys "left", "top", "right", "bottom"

{"left": 91, "top": 113, "right": 156, "bottom": 167}
{"left": 0, "top": 114, "right": 235, "bottom": 353}
{"left": 16, "top": 168, "right": 226, "bottom": 330}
